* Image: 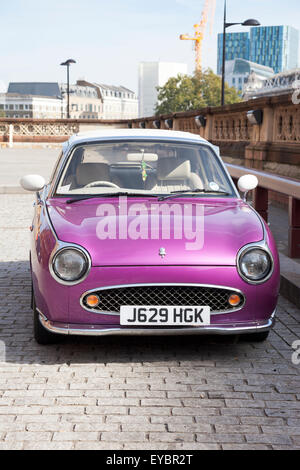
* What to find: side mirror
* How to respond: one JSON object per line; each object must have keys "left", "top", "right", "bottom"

{"left": 20, "top": 175, "right": 46, "bottom": 192}
{"left": 237, "top": 174, "right": 258, "bottom": 202}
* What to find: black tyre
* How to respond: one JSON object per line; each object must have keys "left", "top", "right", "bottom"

{"left": 33, "top": 295, "right": 62, "bottom": 345}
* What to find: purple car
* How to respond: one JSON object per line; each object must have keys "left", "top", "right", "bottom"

{"left": 20, "top": 130, "right": 280, "bottom": 344}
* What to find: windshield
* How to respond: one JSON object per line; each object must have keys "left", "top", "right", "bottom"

{"left": 55, "top": 140, "right": 236, "bottom": 198}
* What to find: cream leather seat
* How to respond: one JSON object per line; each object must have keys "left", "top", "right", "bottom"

{"left": 147, "top": 157, "right": 203, "bottom": 193}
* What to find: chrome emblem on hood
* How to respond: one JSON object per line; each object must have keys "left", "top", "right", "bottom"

{"left": 159, "top": 247, "right": 166, "bottom": 258}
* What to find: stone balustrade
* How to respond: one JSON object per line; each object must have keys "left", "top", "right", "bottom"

{"left": 0, "top": 118, "right": 127, "bottom": 144}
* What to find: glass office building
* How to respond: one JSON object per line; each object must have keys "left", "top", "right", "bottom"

{"left": 250, "top": 26, "right": 299, "bottom": 74}
{"left": 217, "top": 26, "right": 299, "bottom": 75}
{"left": 217, "top": 32, "right": 250, "bottom": 75}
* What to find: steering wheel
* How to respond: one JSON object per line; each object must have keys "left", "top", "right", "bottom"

{"left": 84, "top": 181, "right": 120, "bottom": 189}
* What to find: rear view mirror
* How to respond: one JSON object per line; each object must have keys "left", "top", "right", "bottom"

{"left": 20, "top": 174, "right": 46, "bottom": 192}
{"left": 127, "top": 153, "right": 158, "bottom": 162}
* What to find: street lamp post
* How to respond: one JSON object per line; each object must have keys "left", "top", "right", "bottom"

{"left": 60, "top": 59, "right": 76, "bottom": 118}
{"left": 221, "top": 0, "right": 260, "bottom": 106}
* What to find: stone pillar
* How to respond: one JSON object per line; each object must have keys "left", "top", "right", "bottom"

{"left": 203, "top": 114, "right": 213, "bottom": 141}
{"left": 245, "top": 104, "right": 274, "bottom": 170}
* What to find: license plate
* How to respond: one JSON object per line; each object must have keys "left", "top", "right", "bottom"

{"left": 120, "top": 305, "right": 210, "bottom": 326}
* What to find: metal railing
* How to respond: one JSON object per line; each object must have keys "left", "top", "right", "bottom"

{"left": 226, "top": 163, "right": 300, "bottom": 258}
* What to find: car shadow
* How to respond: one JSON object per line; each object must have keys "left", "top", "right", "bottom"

{"left": 0, "top": 260, "right": 256, "bottom": 366}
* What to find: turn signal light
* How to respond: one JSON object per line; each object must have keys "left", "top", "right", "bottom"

{"left": 228, "top": 294, "right": 241, "bottom": 307}
{"left": 86, "top": 294, "right": 100, "bottom": 307}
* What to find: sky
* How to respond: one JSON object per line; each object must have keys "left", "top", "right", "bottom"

{"left": 1, "top": 0, "right": 300, "bottom": 93}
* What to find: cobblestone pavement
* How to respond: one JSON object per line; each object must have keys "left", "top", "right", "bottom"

{"left": 0, "top": 194, "right": 299, "bottom": 450}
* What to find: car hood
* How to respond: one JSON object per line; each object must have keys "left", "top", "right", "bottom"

{"left": 47, "top": 198, "right": 264, "bottom": 266}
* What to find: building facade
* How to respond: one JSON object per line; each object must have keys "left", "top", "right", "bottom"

{"left": 217, "top": 32, "right": 250, "bottom": 75}
{"left": 95, "top": 84, "right": 138, "bottom": 120}
{"left": 243, "top": 68, "right": 300, "bottom": 100}
{"left": 0, "top": 94, "right": 65, "bottom": 119}
{"left": 1, "top": 81, "right": 138, "bottom": 120}
{"left": 250, "top": 26, "right": 299, "bottom": 74}
{"left": 61, "top": 80, "right": 138, "bottom": 120}
{"left": 138, "top": 62, "right": 188, "bottom": 117}
{"left": 0, "top": 82, "right": 64, "bottom": 118}
{"left": 217, "top": 26, "right": 299, "bottom": 76}
{"left": 225, "top": 58, "right": 274, "bottom": 94}
{"left": 60, "top": 81, "right": 102, "bottom": 119}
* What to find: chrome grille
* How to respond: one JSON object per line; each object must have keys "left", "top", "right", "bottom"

{"left": 81, "top": 285, "right": 245, "bottom": 314}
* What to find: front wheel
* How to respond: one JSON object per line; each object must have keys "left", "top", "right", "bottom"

{"left": 33, "top": 295, "right": 62, "bottom": 345}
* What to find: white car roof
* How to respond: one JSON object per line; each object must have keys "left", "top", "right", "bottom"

{"left": 65, "top": 129, "right": 209, "bottom": 148}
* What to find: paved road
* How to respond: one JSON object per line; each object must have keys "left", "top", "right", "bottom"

{"left": 0, "top": 194, "right": 300, "bottom": 450}
{"left": 0, "top": 148, "right": 60, "bottom": 186}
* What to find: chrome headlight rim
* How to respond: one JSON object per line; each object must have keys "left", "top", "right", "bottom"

{"left": 237, "top": 244, "right": 274, "bottom": 285}
{"left": 49, "top": 244, "right": 91, "bottom": 286}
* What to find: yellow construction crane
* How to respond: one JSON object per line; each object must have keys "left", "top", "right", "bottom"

{"left": 180, "top": 0, "right": 216, "bottom": 73}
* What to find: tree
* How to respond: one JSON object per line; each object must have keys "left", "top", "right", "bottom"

{"left": 155, "top": 68, "right": 241, "bottom": 115}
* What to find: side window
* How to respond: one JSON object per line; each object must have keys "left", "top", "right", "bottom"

{"left": 198, "top": 148, "right": 231, "bottom": 191}
{"left": 49, "top": 151, "right": 64, "bottom": 184}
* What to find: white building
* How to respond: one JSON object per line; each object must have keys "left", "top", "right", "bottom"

{"left": 138, "top": 61, "right": 188, "bottom": 117}
{"left": 66, "top": 81, "right": 138, "bottom": 120}
{"left": 243, "top": 68, "right": 300, "bottom": 100}
{"left": 95, "top": 84, "right": 138, "bottom": 120}
{"left": 0, "top": 93, "right": 65, "bottom": 119}
{"left": 0, "top": 83, "right": 65, "bottom": 118}
{"left": 1, "top": 81, "right": 138, "bottom": 120}
{"left": 60, "top": 81, "right": 102, "bottom": 119}
{"left": 225, "top": 59, "right": 274, "bottom": 95}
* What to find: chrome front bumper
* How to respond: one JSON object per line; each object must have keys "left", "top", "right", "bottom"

{"left": 38, "top": 310, "right": 276, "bottom": 337}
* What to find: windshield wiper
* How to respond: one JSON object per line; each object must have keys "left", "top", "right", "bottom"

{"left": 66, "top": 192, "right": 159, "bottom": 204}
{"left": 158, "top": 189, "right": 230, "bottom": 201}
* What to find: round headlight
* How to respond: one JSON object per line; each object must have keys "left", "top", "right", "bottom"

{"left": 52, "top": 248, "right": 88, "bottom": 282}
{"left": 239, "top": 248, "right": 272, "bottom": 282}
